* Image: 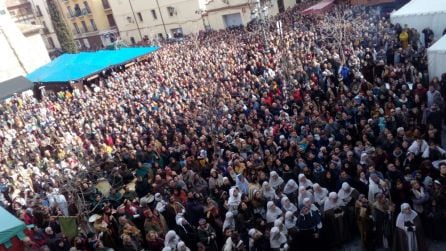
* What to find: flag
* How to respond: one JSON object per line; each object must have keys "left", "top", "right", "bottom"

{"left": 58, "top": 217, "right": 78, "bottom": 239}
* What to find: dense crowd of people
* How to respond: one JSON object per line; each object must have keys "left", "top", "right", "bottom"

{"left": 1, "top": 1, "right": 446, "bottom": 251}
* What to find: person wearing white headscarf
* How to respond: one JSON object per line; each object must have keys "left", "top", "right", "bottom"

{"left": 177, "top": 241, "right": 190, "bottom": 251}
{"left": 297, "top": 186, "right": 313, "bottom": 207}
{"left": 262, "top": 181, "right": 276, "bottom": 201}
{"left": 393, "top": 203, "right": 427, "bottom": 251}
{"left": 323, "top": 192, "right": 348, "bottom": 247}
{"left": 298, "top": 174, "right": 313, "bottom": 189}
{"left": 228, "top": 186, "right": 242, "bottom": 215}
{"left": 223, "top": 211, "right": 236, "bottom": 232}
{"left": 270, "top": 226, "right": 288, "bottom": 250}
{"left": 274, "top": 217, "right": 288, "bottom": 236}
{"left": 312, "top": 183, "right": 328, "bottom": 208}
{"left": 323, "top": 192, "right": 343, "bottom": 212}
{"left": 266, "top": 201, "right": 282, "bottom": 223}
{"left": 338, "top": 182, "right": 359, "bottom": 206}
{"left": 281, "top": 196, "right": 297, "bottom": 214}
{"left": 164, "top": 230, "right": 180, "bottom": 249}
{"left": 248, "top": 228, "right": 265, "bottom": 251}
{"left": 368, "top": 173, "right": 383, "bottom": 204}
{"left": 283, "top": 179, "right": 298, "bottom": 197}
{"left": 269, "top": 171, "right": 284, "bottom": 190}
{"left": 284, "top": 211, "right": 296, "bottom": 230}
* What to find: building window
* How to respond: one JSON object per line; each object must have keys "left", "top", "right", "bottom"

{"left": 130, "top": 37, "right": 136, "bottom": 45}
{"left": 73, "top": 23, "right": 80, "bottom": 34}
{"left": 48, "top": 37, "right": 55, "bottom": 48}
{"left": 74, "top": 4, "right": 81, "bottom": 16}
{"left": 81, "top": 20, "right": 88, "bottom": 33}
{"left": 42, "top": 21, "right": 49, "bottom": 33}
{"left": 137, "top": 12, "right": 143, "bottom": 22}
{"left": 151, "top": 9, "right": 157, "bottom": 20}
{"left": 102, "top": 0, "right": 110, "bottom": 9}
{"left": 167, "top": 7, "right": 176, "bottom": 17}
{"left": 67, "top": 6, "right": 73, "bottom": 17}
{"left": 106, "top": 14, "right": 116, "bottom": 27}
{"left": 83, "top": 1, "right": 91, "bottom": 13}
{"left": 90, "top": 19, "right": 97, "bottom": 31}
{"left": 36, "top": 5, "right": 43, "bottom": 16}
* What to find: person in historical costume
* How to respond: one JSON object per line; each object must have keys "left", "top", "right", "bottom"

{"left": 228, "top": 186, "right": 242, "bottom": 215}
{"left": 164, "top": 230, "right": 181, "bottom": 250}
{"left": 322, "top": 192, "right": 348, "bottom": 249}
{"left": 338, "top": 182, "right": 359, "bottom": 240}
{"left": 266, "top": 201, "right": 282, "bottom": 224}
{"left": 298, "top": 174, "right": 313, "bottom": 189}
{"left": 393, "top": 203, "right": 427, "bottom": 251}
{"left": 269, "top": 226, "right": 288, "bottom": 251}
{"left": 248, "top": 228, "right": 269, "bottom": 251}
{"left": 293, "top": 204, "right": 322, "bottom": 251}
{"left": 282, "top": 179, "right": 298, "bottom": 203}
{"left": 280, "top": 196, "right": 297, "bottom": 214}
{"left": 373, "top": 192, "right": 395, "bottom": 249}
{"left": 312, "top": 183, "right": 328, "bottom": 209}
{"left": 261, "top": 181, "right": 276, "bottom": 201}
{"left": 197, "top": 218, "right": 218, "bottom": 251}
{"left": 355, "top": 194, "right": 375, "bottom": 251}
{"left": 269, "top": 171, "right": 284, "bottom": 190}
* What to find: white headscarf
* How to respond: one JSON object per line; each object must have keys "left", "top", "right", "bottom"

{"left": 164, "top": 230, "right": 180, "bottom": 249}
{"left": 269, "top": 171, "right": 284, "bottom": 189}
{"left": 223, "top": 211, "right": 235, "bottom": 231}
{"left": 270, "top": 226, "right": 287, "bottom": 249}
{"left": 281, "top": 196, "right": 297, "bottom": 213}
{"left": 298, "top": 173, "right": 313, "bottom": 188}
{"left": 228, "top": 186, "right": 242, "bottom": 208}
{"left": 323, "top": 192, "right": 343, "bottom": 212}
{"left": 284, "top": 211, "right": 296, "bottom": 229}
{"left": 274, "top": 217, "right": 287, "bottom": 236}
{"left": 283, "top": 179, "right": 298, "bottom": 195}
{"left": 338, "top": 182, "right": 354, "bottom": 205}
{"left": 262, "top": 181, "right": 276, "bottom": 201}
{"left": 396, "top": 203, "right": 418, "bottom": 230}
{"left": 177, "top": 241, "right": 191, "bottom": 251}
{"left": 313, "top": 183, "right": 328, "bottom": 206}
{"left": 303, "top": 197, "right": 319, "bottom": 212}
{"left": 266, "top": 201, "right": 282, "bottom": 223}
{"left": 297, "top": 186, "right": 313, "bottom": 206}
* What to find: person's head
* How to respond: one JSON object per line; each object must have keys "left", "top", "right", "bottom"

{"left": 440, "top": 163, "right": 446, "bottom": 175}
{"left": 401, "top": 203, "right": 412, "bottom": 214}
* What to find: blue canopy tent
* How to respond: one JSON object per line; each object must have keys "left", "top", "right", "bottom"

{"left": 0, "top": 206, "right": 26, "bottom": 250}
{"left": 26, "top": 47, "right": 159, "bottom": 83}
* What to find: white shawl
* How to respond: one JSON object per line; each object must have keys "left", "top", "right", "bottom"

{"left": 262, "top": 181, "right": 277, "bottom": 201}
{"left": 269, "top": 171, "right": 284, "bottom": 189}
{"left": 281, "top": 196, "right": 297, "bottom": 214}
{"left": 266, "top": 201, "right": 282, "bottom": 223}
{"left": 283, "top": 179, "right": 298, "bottom": 195}
{"left": 324, "top": 192, "right": 343, "bottom": 212}
{"left": 313, "top": 183, "right": 328, "bottom": 206}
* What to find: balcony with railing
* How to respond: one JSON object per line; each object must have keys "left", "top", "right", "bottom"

{"left": 68, "top": 8, "right": 91, "bottom": 18}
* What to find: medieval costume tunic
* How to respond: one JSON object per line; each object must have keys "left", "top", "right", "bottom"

{"left": 373, "top": 193, "right": 395, "bottom": 249}
{"left": 293, "top": 204, "right": 322, "bottom": 251}
{"left": 322, "top": 192, "right": 348, "bottom": 249}
{"left": 355, "top": 194, "right": 375, "bottom": 251}
{"left": 393, "top": 203, "right": 427, "bottom": 251}
{"left": 338, "top": 182, "right": 359, "bottom": 240}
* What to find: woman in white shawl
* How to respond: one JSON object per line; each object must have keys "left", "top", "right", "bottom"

{"left": 262, "top": 181, "right": 276, "bottom": 201}
{"left": 222, "top": 211, "right": 236, "bottom": 232}
{"left": 270, "top": 226, "right": 288, "bottom": 250}
{"left": 368, "top": 173, "right": 383, "bottom": 204}
{"left": 338, "top": 182, "right": 359, "bottom": 206}
{"left": 281, "top": 196, "right": 297, "bottom": 214}
{"left": 164, "top": 230, "right": 180, "bottom": 249}
{"left": 274, "top": 217, "right": 288, "bottom": 236}
{"left": 266, "top": 201, "right": 283, "bottom": 223}
{"left": 284, "top": 211, "right": 296, "bottom": 230}
{"left": 298, "top": 174, "right": 313, "bottom": 189}
{"left": 269, "top": 171, "right": 284, "bottom": 190}
{"left": 297, "top": 186, "right": 313, "bottom": 207}
{"left": 227, "top": 186, "right": 242, "bottom": 215}
{"left": 177, "top": 241, "right": 191, "bottom": 251}
{"left": 323, "top": 192, "right": 343, "bottom": 212}
{"left": 312, "top": 183, "right": 328, "bottom": 208}
{"left": 283, "top": 179, "right": 298, "bottom": 200}
{"left": 394, "top": 203, "right": 427, "bottom": 251}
